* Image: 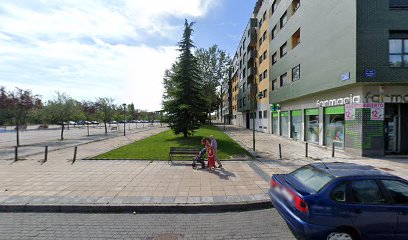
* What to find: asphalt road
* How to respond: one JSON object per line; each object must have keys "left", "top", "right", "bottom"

{"left": 0, "top": 209, "right": 296, "bottom": 240}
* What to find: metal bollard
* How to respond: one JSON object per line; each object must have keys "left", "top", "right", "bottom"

{"left": 44, "top": 146, "right": 48, "bottom": 163}
{"left": 14, "top": 146, "right": 18, "bottom": 162}
{"left": 72, "top": 146, "right": 78, "bottom": 164}
{"left": 279, "top": 144, "right": 282, "bottom": 159}
{"left": 305, "top": 142, "right": 308, "bottom": 158}
{"left": 332, "top": 142, "right": 335, "bottom": 158}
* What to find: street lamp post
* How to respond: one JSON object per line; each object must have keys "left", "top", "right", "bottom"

{"left": 122, "top": 103, "right": 126, "bottom": 136}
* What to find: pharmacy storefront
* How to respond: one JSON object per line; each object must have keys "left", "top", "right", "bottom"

{"left": 271, "top": 86, "right": 408, "bottom": 156}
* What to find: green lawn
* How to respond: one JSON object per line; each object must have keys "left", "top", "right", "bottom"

{"left": 93, "top": 126, "right": 250, "bottom": 160}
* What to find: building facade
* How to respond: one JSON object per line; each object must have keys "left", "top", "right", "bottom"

{"left": 268, "top": 0, "right": 408, "bottom": 156}
{"left": 229, "top": 0, "right": 408, "bottom": 157}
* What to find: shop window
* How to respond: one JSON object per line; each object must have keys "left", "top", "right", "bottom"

{"left": 390, "top": 0, "right": 408, "bottom": 9}
{"left": 291, "top": 110, "right": 302, "bottom": 141}
{"left": 305, "top": 108, "right": 319, "bottom": 144}
{"left": 292, "top": 0, "right": 300, "bottom": 13}
{"left": 292, "top": 64, "right": 300, "bottom": 81}
{"left": 389, "top": 32, "right": 408, "bottom": 67}
{"left": 280, "top": 42, "right": 288, "bottom": 57}
{"left": 280, "top": 111, "right": 289, "bottom": 137}
{"left": 324, "top": 106, "right": 345, "bottom": 149}
{"left": 280, "top": 73, "right": 288, "bottom": 87}
{"left": 280, "top": 11, "right": 288, "bottom": 28}
{"left": 292, "top": 28, "right": 301, "bottom": 48}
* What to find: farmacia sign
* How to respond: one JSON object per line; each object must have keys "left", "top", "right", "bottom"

{"left": 316, "top": 94, "right": 361, "bottom": 107}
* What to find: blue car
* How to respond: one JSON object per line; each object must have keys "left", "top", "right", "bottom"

{"left": 268, "top": 162, "right": 408, "bottom": 240}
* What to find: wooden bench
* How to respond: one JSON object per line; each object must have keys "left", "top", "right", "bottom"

{"left": 111, "top": 126, "right": 118, "bottom": 132}
{"left": 14, "top": 125, "right": 27, "bottom": 131}
{"left": 169, "top": 147, "right": 200, "bottom": 163}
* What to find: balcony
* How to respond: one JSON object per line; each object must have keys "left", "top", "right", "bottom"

{"left": 247, "top": 50, "right": 256, "bottom": 64}
{"left": 248, "top": 27, "right": 257, "bottom": 47}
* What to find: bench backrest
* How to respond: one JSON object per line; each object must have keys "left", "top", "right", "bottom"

{"left": 170, "top": 147, "right": 200, "bottom": 153}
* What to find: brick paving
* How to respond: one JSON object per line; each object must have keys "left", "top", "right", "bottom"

{"left": 0, "top": 209, "right": 296, "bottom": 240}
{"left": 0, "top": 126, "right": 272, "bottom": 207}
{"left": 223, "top": 125, "right": 408, "bottom": 179}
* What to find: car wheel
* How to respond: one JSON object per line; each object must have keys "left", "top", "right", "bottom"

{"left": 326, "top": 231, "right": 354, "bottom": 240}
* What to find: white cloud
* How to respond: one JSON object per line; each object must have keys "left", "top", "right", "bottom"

{"left": 0, "top": 0, "right": 219, "bottom": 111}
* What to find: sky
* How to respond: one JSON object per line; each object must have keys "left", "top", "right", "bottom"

{"left": 0, "top": 0, "right": 256, "bottom": 111}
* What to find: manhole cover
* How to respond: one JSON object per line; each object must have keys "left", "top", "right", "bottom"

{"left": 152, "top": 233, "right": 182, "bottom": 240}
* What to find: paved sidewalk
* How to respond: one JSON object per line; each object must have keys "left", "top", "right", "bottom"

{"left": 222, "top": 125, "right": 408, "bottom": 179}
{"left": 0, "top": 126, "right": 272, "bottom": 211}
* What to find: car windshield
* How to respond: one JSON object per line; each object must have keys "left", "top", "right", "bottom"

{"left": 290, "top": 165, "right": 334, "bottom": 192}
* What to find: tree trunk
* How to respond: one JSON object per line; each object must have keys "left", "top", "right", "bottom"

{"left": 60, "top": 123, "right": 65, "bottom": 140}
{"left": 104, "top": 121, "right": 107, "bottom": 134}
{"left": 16, "top": 123, "right": 20, "bottom": 147}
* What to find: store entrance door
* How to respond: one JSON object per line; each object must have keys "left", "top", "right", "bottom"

{"left": 246, "top": 113, "right": 250, "bottom": 129}
{"left": 385, "top": 103, "right": 408, "bottom": 154}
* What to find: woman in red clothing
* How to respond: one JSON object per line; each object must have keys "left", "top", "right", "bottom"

{"left": 206, "top": 138, "right": 216, "bottom": 170}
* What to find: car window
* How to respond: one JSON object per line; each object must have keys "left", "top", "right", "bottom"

{"left": 382, "top": 180, "right": 408, "bottom": 205}
{"left": 290, "top": 165, "right": 334, "bottom": 192}
{"left": 331, "top": 183, "right": 347, "bottom": 203}
{"left": 351, "top": 180, "right": 386, "bottom": 204}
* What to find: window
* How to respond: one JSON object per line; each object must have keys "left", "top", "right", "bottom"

{"left": 382, "top": 180, "right": 408, "bottom": 205}
{"left": 280, "top": 73, "right": 288, "bottom": 87}
{"left": 292, "top": 28, "right": 301, "bottom": 48}
{"left": 259, "top": 111, "right": 262, "bottom": 119}
{"left": 259, "top": 19, "right": 263, "bottom": 27}
{"left": 292, "top": 64, "right": 300, "bottom": 81}
{"left": 263, "top": 90, "right": 267, "bottom": 98}
{"left": 272, "top": 52, "right": 278, "bottom": 65}
{"left": 263, "top": 110, "right": 267, "bottom": 118}
{"left": 271, "top": 0, "right": 278, "bottom": 15}
{"left": 389, "top": 33, "right": 408, "bottom": 67}
{"left": 280, "top": 11, "right": 288, "bottom": 28}
{"left": 292, "top": 0, "right": 300, "bottom": 12}
{"left": 263, "top": 69, "right": 268, "bottom": 80}
{"left": 263, "top": 31, "right": 267, "bottom": 41}
{"left": 272, "top": 79, "right": 277, "bottom": 91}
{"left": 351, "top": 180, "right": 386, "bottom": 204}
{"left": 259, "top": 74, "right": 263, "bottom": 81}
{"left": 390, "top": 0, "right": 408, "bottom": 9}
{"left": 263, "top": 11, "right": 267, "bottom": 21}
{"left": 290, "top": 165, "right": 334, "bottom": 192}
{"left": 331, "top": 183, "right": 347, "bottom": 203}
{"left": 271, "top": 25, "right": 277, "bottom": 39}
{"left": 259, "top": 56, "right": 263, "bottom": 64}
{"left": 280, "top": 42, "right": 288, "bottom": 57}
{"left": 263, "top": 50, "right": 267, "bottom": 60}
{"left": 259, "top": 37, "right": 263, "bottom": 47}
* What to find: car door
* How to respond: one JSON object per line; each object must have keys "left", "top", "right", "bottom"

{"left": 380, "top": 179, "right": 408, "bottom": 240}
{"left": 349, "top": 179, "right": 397, "bottom": 240}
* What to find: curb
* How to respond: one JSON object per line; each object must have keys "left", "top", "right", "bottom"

{"left": 0, "top": 201, "right": 272, "bottom": 214}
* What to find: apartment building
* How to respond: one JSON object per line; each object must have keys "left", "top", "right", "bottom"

{"left": 268, "top": 0, "right": 408, "bottom": 156}
{"left": 254, "top": 0, "right": 272, "bottom": 133}
{"left": 229, "top": 0, "right": 408, "bottom": 156}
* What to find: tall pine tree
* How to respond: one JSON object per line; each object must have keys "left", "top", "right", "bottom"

{"left": 163, "top": 20, "right": 206, "bottom": 137}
